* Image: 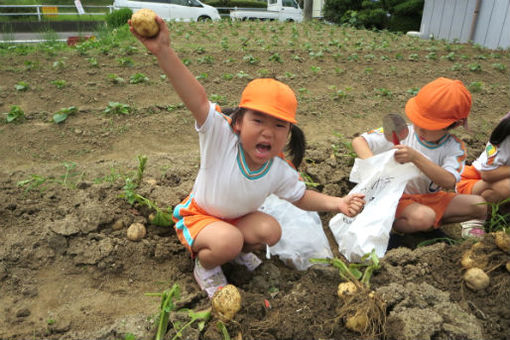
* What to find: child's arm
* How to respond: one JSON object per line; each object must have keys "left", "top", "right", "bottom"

{"left": 393, "top": 145, "right": 457, "bottom": 189}
{"left": 480, "top": 165, "right": 510, "bottom": 182}
{"left": 352, "top": 136, "right": 374, "bottom": 159}
{"left": 129, "top": 17, "right": 209, "bottom": 126}
{"left": 292, "top": 190, "right": 365, "bottom": 217}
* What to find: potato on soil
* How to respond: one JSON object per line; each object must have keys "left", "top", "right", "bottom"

{"left": 212, "top": 284, "right": 241, "bottom": 322}
{"left": 127, "top": 222, "right": 146, "bottom": 241}
{"left": 131, "top": 9, "right": 159, "bottom": 38}
{"left": 464, "top": 267, "right": 490, "bottom": 291}
{"left": 494, "top": 231, "right": 510, "bottom": 253}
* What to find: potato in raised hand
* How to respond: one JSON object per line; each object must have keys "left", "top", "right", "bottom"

{"left": 131, "top": 9, "right": 159, "bottom": 38}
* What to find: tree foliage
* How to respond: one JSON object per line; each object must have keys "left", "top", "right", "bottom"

{"left": 324, "top": 0, "right": 424, "bottom": 32}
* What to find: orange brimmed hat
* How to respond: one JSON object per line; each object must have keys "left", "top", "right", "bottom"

{"left": 405, "top": 77, "right": 471, "bottom": 130}
{"left": 239, "top": 78, "right": 298, "bottom": 124}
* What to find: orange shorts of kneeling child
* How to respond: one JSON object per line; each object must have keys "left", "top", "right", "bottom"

{"left": 172, "top": 194, "right": 241, "bottom": 256}
{"left": 455, "top": 165, "right": 481, "bottom": 195}
{"left": 395, "top": 191, "right": 457, "bottom": 228}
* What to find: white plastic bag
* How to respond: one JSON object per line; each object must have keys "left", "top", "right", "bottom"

{"left": 329, "top": 150, "right": 421, "bottom": 262}
{"left": 259, "top": 194, "right": 333, "bottom": 270}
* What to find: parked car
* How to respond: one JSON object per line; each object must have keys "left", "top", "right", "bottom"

{"left": 230, "top": 0, "right": 303, "bottom": 22}
{"left": 113, "top": 0, "right": 221, "bottom": 22}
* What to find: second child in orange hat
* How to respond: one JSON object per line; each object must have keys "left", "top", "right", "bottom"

{"left": 352, "top": 77, "right": 487, "bottom": 234}
{"left": 129, "top": 17, "right": 365, "bottom": 298}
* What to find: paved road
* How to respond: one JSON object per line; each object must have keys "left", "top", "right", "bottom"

{"left": 0, "top": 31, "right": 95, "bottom": 43}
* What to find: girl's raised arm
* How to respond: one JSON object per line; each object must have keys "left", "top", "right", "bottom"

{"left": 129, "top": 16, "right": 210, "bottom": 126}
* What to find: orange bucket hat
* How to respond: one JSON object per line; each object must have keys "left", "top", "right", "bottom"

{"left": 239, "top": 78, "right": 298, "bottom": 124}
{"left": 405, "top": 77, "right": 472, "bottom": 130}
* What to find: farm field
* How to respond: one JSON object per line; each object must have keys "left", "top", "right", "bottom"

{"left": 1, "top": 20, "right": 510, "bottom": 340}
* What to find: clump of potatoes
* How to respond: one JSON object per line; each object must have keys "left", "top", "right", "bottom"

{"left": 211, "top": 284, "right": 242, "bottom": 322}
{"left": 131, "top": 8, "right": 160, "bottom": 38}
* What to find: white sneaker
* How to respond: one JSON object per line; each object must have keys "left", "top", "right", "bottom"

{"left": 193, "top": 259, "right": 227, "bottom": 298}
{"left": 460, "top": 219, "right": 486, "bottom": 239}
{"left": 233, "top": 252, "right": 262, "bottom": 271}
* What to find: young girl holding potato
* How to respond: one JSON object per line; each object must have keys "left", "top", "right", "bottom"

{"left": 129, "top": 16, "right": 365, "bottom": 298}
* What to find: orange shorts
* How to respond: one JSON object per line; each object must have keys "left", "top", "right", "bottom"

{"left": 395, "top": 191, "right": 457, "bottom": 228}
{"left": 456, "top": 165, "right": 481, "bottom": 195}
{"left": 172, "top": 195, "right": 240, "bottom": 256}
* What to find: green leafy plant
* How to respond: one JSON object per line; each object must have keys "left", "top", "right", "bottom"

{"left": 117, "top": 57, "right": 134, "bottom": 67}
{"left": 483, "top": 197, "right": 510, "bottom": 233}
{"left": 332, "top": 132, "right": 357, "bottom": 166}
{"left": 311, "top": 249, "right": 380, "bottom": 289}
{"left": 121, "top": 155, "right": 173, "bottom": 227}
{"left": 130, "top": 73, "right": 149, "bottom": 84}
{"left": 107, "top": 74, "right": 125, "bottom": 84}
{"left": 17, "top": 175, "right": 47, "bottom": 192}
{"left": 468, "top": 81, "right": 484, "bottom": 93}
{"left": 104, "top": 102, "right": 131, "bottom": 115}
{"left": 50, "top": 79, "right": 67, "bottom": 89}
{"left": 145, "top": 283, "right": 211, "bottom": 340}
{"left": 53, "top": 106, "right": 77, "bottom": 124}
{"left": 300, "top": 172, "right": 319, "bottom": 188}
{"left": 14, "top": 81, "right": 29, "bottom": 91}
{"left": 4, "top": 105, "right": 25, "bottom": 123}
{"left": 492, "top": 63, "right": 506, "bottom": 72}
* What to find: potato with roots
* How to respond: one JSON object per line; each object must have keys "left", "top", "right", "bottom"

{"left": 211, "top": 284, "right": 241, "bottom": 322}
{"left": 464, "top": 267, "right": 490, "bottom": 291}
{"left": 312, "top": 252, "right": 386, "bottom": 337}
{"left": 494, "top": 231, "right": 510, "bottom": 253}
{"left": 461, "top": 248, "right": 488, "bottom": 269}
{"left": 131, "top": 9, "right": 160, "bottom": 38}
{"left": 338, "top": 288, "right": 386, "bottom": 336}
{"left": 338, "top": 281, "right": 358, "bottom": 300}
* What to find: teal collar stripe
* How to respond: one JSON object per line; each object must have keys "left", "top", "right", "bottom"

{"left": 414, "top": 133, "right": 449, "bottom": 149}
{"left": 237, "top": 145, "right": 273, "bottom": 180}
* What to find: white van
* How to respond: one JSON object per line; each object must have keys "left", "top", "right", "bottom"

{"left": 113, "top": 0, "right": 221, "bottom": 22}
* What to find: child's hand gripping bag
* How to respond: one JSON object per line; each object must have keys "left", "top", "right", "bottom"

{"left": 329, "top": 150, "right": 421, "bottom": 262}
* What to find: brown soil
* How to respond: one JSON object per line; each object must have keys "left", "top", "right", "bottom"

{"left": 1, "top": 22, "right": 509, "bottom": 340}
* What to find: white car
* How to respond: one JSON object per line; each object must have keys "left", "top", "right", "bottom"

{"left": 113, "top": 0, "right": 221, "bottom": 22}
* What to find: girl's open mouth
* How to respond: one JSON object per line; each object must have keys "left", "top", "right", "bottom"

{"left": 255, "top": 143, "right": 271, "bottom": 157}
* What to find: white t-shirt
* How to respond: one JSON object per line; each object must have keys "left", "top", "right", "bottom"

{"left": 361, "top": 125, "right": 466, "bottom": 194}
{"left": 472, "top": 136, "right": 510, "bottom": 171}
{"left": 191, "top": 102, "right": 306, "bottom": 219}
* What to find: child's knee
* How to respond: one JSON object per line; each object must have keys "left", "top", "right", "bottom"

{"left": 408, "top": 208, "right": 436, "bottom": 230}
{"left": 259, "top": 216, "right": 282, "bottom": 246}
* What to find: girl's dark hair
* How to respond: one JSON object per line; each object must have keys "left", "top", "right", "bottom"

{"left": 490, "top": 115, "right": 510, "bottom": 145}
{"left": 226, "top": 107, "right": 306, "bottom": 168}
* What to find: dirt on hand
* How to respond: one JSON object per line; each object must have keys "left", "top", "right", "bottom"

{"left": 1, "top": 21, "right": 509, "bottom": 340}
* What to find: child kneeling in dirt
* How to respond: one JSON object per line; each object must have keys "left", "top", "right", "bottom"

{"left": 456, "top": 111, "right": 510, "bottom": 237}
{"left": 129, "top": 17, "right": 365, "bottom": 298}
{"left": 352, "top": 77, "right": 486, "bottom": 234}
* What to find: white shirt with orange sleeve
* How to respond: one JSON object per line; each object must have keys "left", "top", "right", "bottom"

{"left": 360, "top": 125, "right": 467, "bottom": 194}
{"left": 472, "top": 137, "right": 510, "bottom": 171}
{"left": 191, "top": 102, "right": 306, "bottom": 219}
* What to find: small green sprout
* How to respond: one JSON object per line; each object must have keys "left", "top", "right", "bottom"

{"left": 53, "top": 106, "right": 77, "bottom": 124}
{"left": 104, "top": 102, "right": 131, "bottom": 115}
{"left": 14, "top": 81, "right": 29, "bottom": 91}
{"left": 130, "top": 73, "right": 149, "bottom": 84}
{"left": 4, "top": 105, "right": 25, "bottom": 123}
{"left": 50, "top": 79, "right": 67, "bottom": 89}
